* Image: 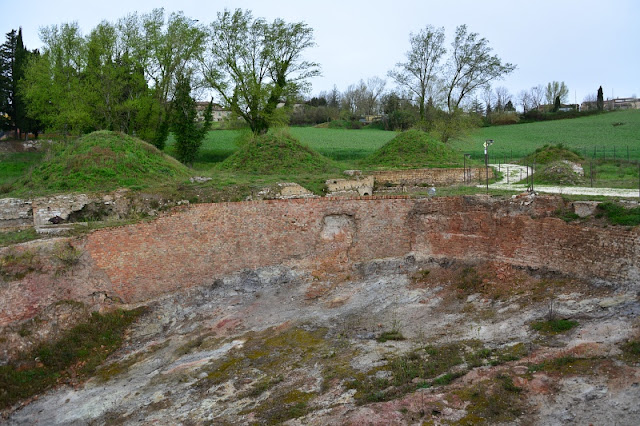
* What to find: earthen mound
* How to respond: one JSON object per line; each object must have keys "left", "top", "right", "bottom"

{"left": 14, "top": 131, "right": 189, "bottom": 196}
{"left": 219, "top": 130, "right": 337, "bottom": 174}
{"left": 362, "top": 129, "right": 463, "bottom": 168}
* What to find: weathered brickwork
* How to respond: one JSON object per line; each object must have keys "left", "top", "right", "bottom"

{"left": 84, "top": 195, "right": 638, "bottom": 304}
{"left": 3, "top": 195, "right": 638, "bottom": 326}
{"left": 372, "top": 168, "right": 493, "bottom": 186}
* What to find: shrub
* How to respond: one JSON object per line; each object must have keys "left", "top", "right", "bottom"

{"left": 531, "top": 319, "right": 578, "bottom": 334}
{"left": 596, "top": 202, "right": 640, "bottom": 226}
{"left": 0, "top": 307, "right": 146, "bottom": 409}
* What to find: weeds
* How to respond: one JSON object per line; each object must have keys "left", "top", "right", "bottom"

{"left": 377, "top": 330, "right": 405, "bottom": 343}
{"left": 531, "top": 319, "right": 579, "bottom": 334}
{"left": 0, "top": 307, "right": 147, "bottom": 409}
{"left": 52, "top": 241, "right": 82, "bottom": 275}
{"left": 0, "top": 249, "right": 42, "bottom": 280}
{"left": 0, "top": 228, "right": 40, "bottom": 247}
{"left": 620, "top": 340, "right": 640, "bottom": 364}
{"left": 596, "top": 202, "right": 640, "bottom": 226}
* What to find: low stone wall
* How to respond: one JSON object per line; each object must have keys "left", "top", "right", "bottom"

{"left": 325, "top": 176, "right": 374, "bottom": 196}
{"left": 0, "top": 198, "right": 33, "bottom": 228}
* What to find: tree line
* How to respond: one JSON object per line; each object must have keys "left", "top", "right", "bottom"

{"left": 3, "top": 8, "right": 604, "bottom": 163}
{"left": 0, "top": 9, "right": 320, "bottom": 162}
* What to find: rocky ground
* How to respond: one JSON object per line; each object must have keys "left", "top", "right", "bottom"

{"left": 4, "top": 255, "right": 639, "bottom": 425}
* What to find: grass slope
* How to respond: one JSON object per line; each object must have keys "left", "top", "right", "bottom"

{"left": 11, "top": 131, "right": 189, "bottom": 196}
{"left": 218, "top": 130, "right": 338, "bottom": 175}
{"left": 362, "top": 129, "right": 468, "bottom": 169}
{"left": 521, "top": 144, "right": 584, "bottom": 165}
{"left": 164, "top": 127, "right": 396, "bottom": 170}
{"left": 454, "top": 110, "right": 640, "bottom": 161}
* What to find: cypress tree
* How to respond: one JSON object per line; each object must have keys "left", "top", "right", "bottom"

{"left": 171, "top": 74, "right": 212, "bottom": 165}
{"left": 597, "top": 86, "right": 604, "bottom": 111}
{"left": 0, "top": 30, "right": 17, "bottom": 132}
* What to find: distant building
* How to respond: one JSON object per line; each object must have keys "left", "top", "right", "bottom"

{"left": 195, "top": 102, "right": 231, "bottom": 122}
{"left": 581, "top": 97, "right": 640, "bottom": 112}
{"left": 536, "top": 104, "right": 579, "bottom": 112}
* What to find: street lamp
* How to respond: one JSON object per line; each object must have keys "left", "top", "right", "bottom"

{"left": 484, "top": 139, "right": 493, "bottom": 193}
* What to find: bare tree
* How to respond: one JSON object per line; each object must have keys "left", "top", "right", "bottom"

{"left": 482, "top": 86, "right": 495, "bottom": 116}
{"left": 529, "top": 85, "right": 545, "bottom": 110}
{"left": 517, "top": 90, "right": 531, "bottom": 113}
{"left": 388, "top": 25, "right": 446, "bottom": 120}
{"left": 341, "top": 77, "right": 386, "bottom": 117}
{"left": 445, "top": 25, "right": 516, "bottom": 112}
{"left": 494, "top": 86, "right": 511, "bottom": 112}
{"left": 362, "top": 76, "right": 386, "bottom": 115}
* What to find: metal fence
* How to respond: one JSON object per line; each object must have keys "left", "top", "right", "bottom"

{"left": 463, "top": 146, "right": 640, "bottom": 164}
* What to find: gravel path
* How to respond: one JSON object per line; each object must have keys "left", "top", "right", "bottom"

{"left": 482, "top": 163, "right": 640, "bottom": 198}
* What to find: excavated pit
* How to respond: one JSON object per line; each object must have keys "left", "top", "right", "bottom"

{"left": 1, "top": 195, "right": 639, "bottom": 424}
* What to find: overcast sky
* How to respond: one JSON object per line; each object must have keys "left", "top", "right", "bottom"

{"left": 2, "top": 0, "right": 639, "bottom": 106}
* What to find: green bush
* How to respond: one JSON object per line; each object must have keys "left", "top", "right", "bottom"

{"left": 531, "top": 319, "right": 578, "bottom": 334}
{"left": 596, "top": 202, "right": 640, "bottom": 226}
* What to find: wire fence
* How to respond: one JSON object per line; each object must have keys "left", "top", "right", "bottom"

{"left": 465, "top": 149, "right": 640, "bottom": 197}
{"left": 462, "top": 146, "right": 640, "bottom": 164}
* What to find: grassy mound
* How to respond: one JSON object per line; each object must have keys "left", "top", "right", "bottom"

{"left": 218, "top": 130, "right": 337, "bottom": 174}
{"left": 521, "top": 144, "right": 584, "bottom": 165}
{"left": 13, "top": 131, "right": 189, "bottom": 196}
{"left": 534, "top": 161, "right": 586, "bottom": 186}
{"left": 362, "top": 129, "right": 464, "bottom": 168}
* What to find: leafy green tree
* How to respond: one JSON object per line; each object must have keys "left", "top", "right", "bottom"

{"left": 597, "top": 86, "right": 604, "bottom": 111}
{"left": 136, "top": 9, "right": 206, "bottom": 148}
{"left": 545, "top": 81, "right": 568, "bottom": 106}
{"left": 445, "top": 25, "right": 515, "bottom": 112}
{"left": 171, "top": 74, "right": 212, "bottom": 165}
{"left": 553, "top": 95, "right": 561, "bottom": 112}
{"left": 21, "top": 22, "right": 91, "bottom": 135}
{"left": 388, "top": 25, "right": 446, "bottom": 121}
{"left": 201, "top": 9, "right": 320, "bottom": 134}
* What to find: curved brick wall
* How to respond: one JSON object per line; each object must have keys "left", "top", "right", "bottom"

{"left": 84, "top": 195, "right": 639, "bottom": 304}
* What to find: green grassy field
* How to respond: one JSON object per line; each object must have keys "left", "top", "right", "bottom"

{"left": 164, "top": 127, "right": 397, "bottom": 170}
{"left": 2, "top": 110, "right": 639, "bottom": 198}
{"left": 0, "top": 152, "right": 44, "bottom": 191}
{"left": 452, "top": 109, "right": 640, "bottom": 163}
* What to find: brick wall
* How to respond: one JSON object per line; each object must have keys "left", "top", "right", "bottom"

{"left": 3, "top": 195, "right": 638, "bottom": 326}
{"left": 372, "top": 168, "right": 493, "bottom": 186}
{"left": 84, "top": 195, "right": 638, "bottom": 304}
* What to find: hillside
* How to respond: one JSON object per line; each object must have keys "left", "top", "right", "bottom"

{"left": 454, "top": 109, "right": 640, "bottom": 161}
{"left": 8, "top": 131, "right": 190, "bottom": 197}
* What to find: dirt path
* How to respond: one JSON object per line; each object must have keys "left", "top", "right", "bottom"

{"left": 483, "top": 163, "right": 640, "bottom": 198}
